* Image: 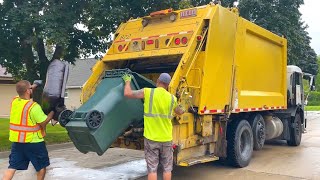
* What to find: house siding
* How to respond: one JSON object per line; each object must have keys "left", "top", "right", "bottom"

{"left": 0, "top": 84, "right": 17, "bottom": 118}
{"left": 64, "top": 88, "right": 82, "bottom": 110}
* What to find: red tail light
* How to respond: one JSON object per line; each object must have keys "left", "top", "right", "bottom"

{"left": 175, "top": 38, "right": 180, "bottom": 45}
{"left": 147, "top": 40, "right": 154, "bottom": 45}
{"left": 172, "top": 144, "right": 177, "bottom": 149}
{"left": 197, "top": 35, "right": 202, "bottom": 41}
{"left": 118, "top": 45, "right": 123, "bottom": 51}
{"left": 182, "top": 37, "right": 188, "bottom": 44}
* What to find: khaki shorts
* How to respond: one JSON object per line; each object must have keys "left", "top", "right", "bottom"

{"left": 144, "top": 138, "right": 173, "bottom": 173}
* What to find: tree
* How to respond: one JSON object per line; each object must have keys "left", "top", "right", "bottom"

{"left": 0, "top": 0, "right": 193, "bottom": 82}
{"left": 0, "top": 0, "right": 317, "bottom": 82}
{"left": 0, "top": 0, "right": 105, "bottom": 81}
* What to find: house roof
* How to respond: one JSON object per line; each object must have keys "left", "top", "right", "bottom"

{"left": 0, "top": 66, "right": 14, "bottom": 84}
{"left": 67, "top": 58, "right": 98, "bottom": 88}
{"left": 0, "top": 65, "right": 13, "bottom": 78}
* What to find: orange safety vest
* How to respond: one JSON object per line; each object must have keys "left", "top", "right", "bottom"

{"left": 9, "top": 97, "right": 45, "bottom": 143}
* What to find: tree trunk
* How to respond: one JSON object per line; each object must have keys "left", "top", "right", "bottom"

{"left": 51, "top": 45, "right": 64, "bottom": 61}
{"left": 21, "top": 38, "right": 38, "bottom": 82}
{"left": 36, "top": 38, "right": 49, "bottom": 81}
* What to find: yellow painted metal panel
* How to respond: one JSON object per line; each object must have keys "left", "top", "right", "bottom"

{"left": 113, "top": 6, "right": 209, "bottom": 40}
{"left": 233, "top": 18, "right": 287, "bottom": 110}
{"left": 198, "top": 6, "right": 238, "bottom": 113}
{"left": 81, "top": 60, "right": 107, "bottom": 103}
{"left": 102, "top": 47, "right": 187, "bottom": 61}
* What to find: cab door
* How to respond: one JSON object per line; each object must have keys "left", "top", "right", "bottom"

{"left": 292, "top": 72, "right": 303, "bottom": 105}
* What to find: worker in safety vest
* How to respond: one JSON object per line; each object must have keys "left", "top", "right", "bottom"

{"left": 2, "top": 80, "right": 54, "bottom": 180}
{"left": 123, "top": 73, "right": 184, "bottom": 180}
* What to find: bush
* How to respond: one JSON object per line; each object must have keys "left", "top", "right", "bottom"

{"left": 307, "top": 91, "right": 320, "bottom": 106}
{"left": 305, "top": 106, "right": 320, "bottom": 111}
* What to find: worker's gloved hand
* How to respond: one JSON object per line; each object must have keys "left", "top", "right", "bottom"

{"left": 33, "top": 80, "right": 43, "bottom": 87}
{"left": 122, "top": 74, "right": 132, "bottom": 82}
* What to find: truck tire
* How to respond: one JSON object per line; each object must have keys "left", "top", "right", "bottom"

{"left": 227, "top": 120, "right": 253, "bottom": 167}
{"left": 287, "top": 114, "right": 302, "bottom": 146}
{"left": 249, "top": 114, "right": 265, "bottom": 150}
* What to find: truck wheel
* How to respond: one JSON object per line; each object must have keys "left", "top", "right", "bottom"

{"left": 249, "top": 114, "right": 265, "bottom": 150}
{"left": 287, "top": 114, "right": 302, "bottom": 146}
{"left": 227, "top": 120, "right": 253, "bottom": 167}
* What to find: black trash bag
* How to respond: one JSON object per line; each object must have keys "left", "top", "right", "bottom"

{"left": 42, "top": 59, "right": 69, "bottom": 120}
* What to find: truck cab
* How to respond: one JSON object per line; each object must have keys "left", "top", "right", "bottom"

{"left": 287, "top": 65, "right": 304, "bottom": 107}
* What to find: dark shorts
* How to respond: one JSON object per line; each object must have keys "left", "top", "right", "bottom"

{"left": 144, "top": 138, "right": 173, "bottom": 173}
{"left": 8, "top": 142, "right": 50, "bottom": 172}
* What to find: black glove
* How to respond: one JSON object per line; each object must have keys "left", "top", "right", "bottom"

{"left": 33, "top": 80, "right": 43, "bottom": 87}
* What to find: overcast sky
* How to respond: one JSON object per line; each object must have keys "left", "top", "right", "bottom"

{"left": 0, "top": 0, "right": 318, "bottom": 55}
{"left": 300, "top": 0, "right": 320, "bottom": 55}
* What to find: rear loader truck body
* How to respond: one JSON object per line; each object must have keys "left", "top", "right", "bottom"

{"left": 60, "top": 3, "right": 311, "bottom": 167}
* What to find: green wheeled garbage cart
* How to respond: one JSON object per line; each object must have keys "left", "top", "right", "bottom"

{"left": 58, "top": 69, "right": 155, "bottom": 155}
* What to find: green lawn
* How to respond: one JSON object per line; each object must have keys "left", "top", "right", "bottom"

{"left": 305, "top": 106, "right": 320, "bottom": 111}
{"left": 0, "top": 118, "right": 70, "bottom": 152}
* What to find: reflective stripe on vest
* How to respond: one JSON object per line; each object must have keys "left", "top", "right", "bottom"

{"left": 11, "top": 100, "right": 37, "bottom": 143}
{"left": 144, "top": 89, "right": 175, "bottom": 119}
{"left": 10, "top": 124, "right": 41, "bottom": 132}
{"left": 21, "top": 101, "right": 33, "bottom": 125}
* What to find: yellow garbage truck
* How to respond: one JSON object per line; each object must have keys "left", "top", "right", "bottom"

{"left": 61, "top": 3, "right": 309, "bottom": 168}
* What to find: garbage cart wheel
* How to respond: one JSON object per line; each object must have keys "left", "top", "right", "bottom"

{"left": 86, "top": 110, "right": 104, "bottom": 130}
{"left": 58, "top": 109, "right": 73, "bottom": 127}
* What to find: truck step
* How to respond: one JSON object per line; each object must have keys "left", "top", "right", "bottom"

{"left": 178, "top": 155, "right": 219, "bottom": 166}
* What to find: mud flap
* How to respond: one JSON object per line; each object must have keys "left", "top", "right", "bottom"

{"left": 214, "top": 121, "right": 227, "bottom": 158}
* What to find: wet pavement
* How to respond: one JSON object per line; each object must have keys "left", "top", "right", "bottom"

{"left": 1, "top": 111, "right": 320, "bottom": 180}
{"left": 160, "top": 111, "right": 320, "bottom": 180}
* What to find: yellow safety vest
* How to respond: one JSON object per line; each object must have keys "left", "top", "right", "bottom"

{"left": 144, "top": 88, "right": 177, "bottom": 142}
{"left": 9, "top": 97, "right": 45, "bottom": 143}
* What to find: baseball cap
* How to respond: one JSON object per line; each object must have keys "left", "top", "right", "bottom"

{"left": 158, "top": 73, "right": 171, "bottom": 84}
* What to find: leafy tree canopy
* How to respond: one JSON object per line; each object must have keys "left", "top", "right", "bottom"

{"left": 0, "top": 0, "right": 317, "bottom": 82}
